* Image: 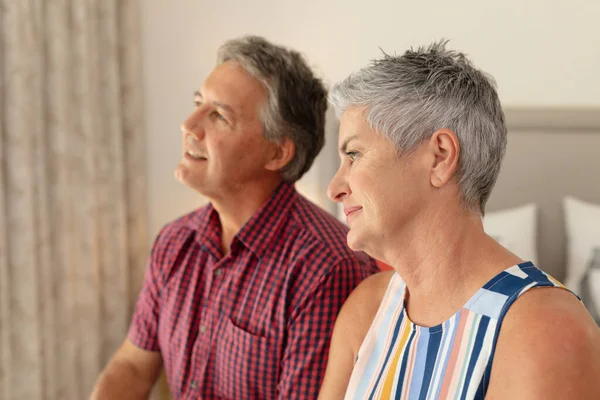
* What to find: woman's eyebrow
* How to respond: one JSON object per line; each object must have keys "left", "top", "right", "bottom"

{"left": 340, "top": 135, "right": 359, "bottom": 154}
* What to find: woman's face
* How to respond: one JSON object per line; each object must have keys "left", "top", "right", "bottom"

{"left": 327, "top": 107, "right": 431, "bottom": 257}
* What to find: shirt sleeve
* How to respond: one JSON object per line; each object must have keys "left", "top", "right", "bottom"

{"left": 277, "top": 258, "right": 375, "bottom": 399}
{"left": 127, "top": 231, "right": 166, "bottom": 352}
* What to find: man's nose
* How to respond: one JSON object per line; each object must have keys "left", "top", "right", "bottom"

{"left": 182, "top": 107, "right": 206, "bottom": 139}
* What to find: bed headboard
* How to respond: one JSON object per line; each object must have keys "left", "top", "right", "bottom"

{"left": 486, "top": 108, "right": 600, "bottom": 281}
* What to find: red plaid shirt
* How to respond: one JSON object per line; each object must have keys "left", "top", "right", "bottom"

{"left": 128, "top": 182, "right": 378, "bottom": 399}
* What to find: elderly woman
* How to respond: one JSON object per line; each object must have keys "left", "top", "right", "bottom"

{"left": 318, "top": 42, "right": 600, "bottom": 400}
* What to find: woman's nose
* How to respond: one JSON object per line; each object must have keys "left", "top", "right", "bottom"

{"left": 327, "top": 167, "right": 350, "bottom": 202}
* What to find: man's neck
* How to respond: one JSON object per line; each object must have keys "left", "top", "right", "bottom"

{"left": 211, "top": 177, "right": 284, "bottom": 255}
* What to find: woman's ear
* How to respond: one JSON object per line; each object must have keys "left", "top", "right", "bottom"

{"left": 265, "top": 137, "right": 295, "bottom": 172}
{"left": 428, "top": 128, "right": 459, "bottom": 188}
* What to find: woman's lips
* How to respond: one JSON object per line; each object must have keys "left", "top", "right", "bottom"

{"left": 344, "top": 206, "right": 362, "bottom": 216}
{"left": 344, "top": 206, "right": 362, "bottom": 222}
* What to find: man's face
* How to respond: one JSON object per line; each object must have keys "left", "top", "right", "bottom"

{"left": 176, "top": 61, "right": 278, "bottom": 200}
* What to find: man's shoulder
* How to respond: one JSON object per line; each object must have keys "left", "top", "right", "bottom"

{"left": 287, "top": 194, "right": 355, "bottom": 258}
{"left": 145, "top": 206, "right": 212, "bottom": 285}
{"left": 271, "top": 194, "right": 377, "bottom": 285}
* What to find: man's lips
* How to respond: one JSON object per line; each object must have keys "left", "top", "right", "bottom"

{"left": 185, "top": 136, "right": 207, "bottom": 160}
{"left": 185, "top": 150, "right": 207, "bottom": 161}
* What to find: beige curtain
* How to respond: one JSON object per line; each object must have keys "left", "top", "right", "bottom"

{"left": 0, "top": 1, "right": 148, "bottom": 399}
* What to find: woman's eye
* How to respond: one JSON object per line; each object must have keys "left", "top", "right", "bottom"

{"left": 346, "top": 151, "right": 359, "bottom": 162}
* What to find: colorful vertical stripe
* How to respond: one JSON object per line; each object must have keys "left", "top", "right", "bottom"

{"left": 344, "top": 262, "right": 571, "bottom": 400}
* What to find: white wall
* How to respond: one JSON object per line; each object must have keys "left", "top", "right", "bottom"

{"left": 140, "top": 0, "right": 600, "bottom": 238}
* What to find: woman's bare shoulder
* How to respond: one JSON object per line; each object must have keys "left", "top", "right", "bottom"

{"left": 336, "top": 270, "right": 396, "bottom": 349}
{"left": 318, "top": 270, "right": 396, "bottom": 400}
{"left": 354, "top": 269, "right": 395, "bottom": 298}
{"left": 487, "top": 287, "right": 600, "bottom": 398}
{"left": 346, "top": 270, "right": 395, "bottom": 313}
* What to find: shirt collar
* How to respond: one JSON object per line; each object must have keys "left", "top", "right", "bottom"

{"left": 236, "top": 181, "right": 297, "bottom": 259}
{"left": 186, "top": 182, "right": 298, "bottom": 260}
{"left": 187, "top": 204, "right": 222, "bottom": 258}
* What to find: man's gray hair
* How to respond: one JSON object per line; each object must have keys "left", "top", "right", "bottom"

{"left": 217, "top": 36, "right": 328, "bottom": 183}
{"left": 329, "top": 41, "right": 507, "bottom": 215}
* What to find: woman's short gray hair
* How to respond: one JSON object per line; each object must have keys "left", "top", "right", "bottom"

{"left": 217, "top": 36, "right": 328, "bottom": 183}
{"left": 330, "top": 41, "right": 507, "bottom": 215}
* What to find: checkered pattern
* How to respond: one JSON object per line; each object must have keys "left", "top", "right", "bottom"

{"left": 129, "top": 182, "right": 379, "bottom": 399}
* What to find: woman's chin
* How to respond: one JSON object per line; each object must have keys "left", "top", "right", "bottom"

{"left": 346, "top": 230, "right": 366, "bottom": 253}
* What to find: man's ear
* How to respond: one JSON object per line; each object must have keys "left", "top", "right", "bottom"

{"left": 265, "top": 137, "right": 295, "bottom": 172}
{"left": 428, "top": 128, "right": 459, "bottom": 188}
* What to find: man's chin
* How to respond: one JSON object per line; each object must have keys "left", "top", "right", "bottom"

{"left": 174, "top": 161, "right": 192, "bottom": 183}
{"left": 174, "top": 167, "right": 208, "bottom": 194}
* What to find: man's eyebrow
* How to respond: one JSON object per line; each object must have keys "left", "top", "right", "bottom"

{"left": 339, "top": 135, "right": 359, "bottom": 153}
{"left": 194, "top": 91, "right": 235, "bottom": 115}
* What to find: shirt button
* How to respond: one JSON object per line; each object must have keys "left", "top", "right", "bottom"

{"left": 200, "top": 325, "right": 207, "bottom": 334}
{"left": 190, "top": 380, "right": 198, "bottom": 389}
{"left": 214, "top": 268, "right": 223, "bottom": 276}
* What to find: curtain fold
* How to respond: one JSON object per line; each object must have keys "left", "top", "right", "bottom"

{"left": 0, "top": 1, "right": 148, "bottom": 399}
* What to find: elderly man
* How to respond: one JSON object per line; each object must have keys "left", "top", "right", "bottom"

{"left": 91, "top": 36, "right": 378, "bottom": 400}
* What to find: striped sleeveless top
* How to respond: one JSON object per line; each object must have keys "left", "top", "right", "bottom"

{"left": 344, "top": 262, "right": 570, "bottom": 400}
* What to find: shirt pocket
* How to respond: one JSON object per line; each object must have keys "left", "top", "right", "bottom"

{"left": 214, "top": 317, "right": 279, "bottom": 400}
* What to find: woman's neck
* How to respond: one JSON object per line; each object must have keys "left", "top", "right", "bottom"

{"left": 387, "top": 207, "right": 521, "bottom": 327}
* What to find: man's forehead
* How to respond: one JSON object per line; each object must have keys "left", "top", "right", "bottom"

{"left": 199, "top": 62, "right": 267, "bottom": 111}
{"left": 207, "top": 62, "right": 264, "bottom": 93}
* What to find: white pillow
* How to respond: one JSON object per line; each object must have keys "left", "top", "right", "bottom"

{"left": 563, "top": 196, "right": 600, "bottom": 293}
{"left": 483, "top": 203, "right": 538, "bottom": 264}
{"left": 578, "top": 248, "right": 600, "bottom": 324}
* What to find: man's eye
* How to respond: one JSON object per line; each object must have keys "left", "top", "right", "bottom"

{"left": 194, "top": 100, "right": 201, "bottom": 108}
{"left": 210, "top": 111, "right": 227, "bottom": 122}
